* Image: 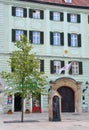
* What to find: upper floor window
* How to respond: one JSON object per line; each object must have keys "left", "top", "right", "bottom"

{"left": 68, "top": 33, "right": 81, "bottom": 47}
{"left": 12, "top": 29, "right": 27, "bottom": 42}
{"left": 29, "top": 9, "right": 44, "bottom": 19}
{"left": 64, "top": 0, "right": 72, "bottom": 3}
{"left": 50, "top": 60, "right": 65, "bottom": 74}
{"left": 50, "top": 32, "right": 64, "bottom": 46}
{"left": 67, "top": 13, "right": 80, "bottom": 23}
{"left": 12, "top": 7, "right": 27, "bottom": 17}
{"left": 50, "top": 11, "right": 64, "bottom": 21}
{"left": 29, "top": 31, "right": 44, "bottom": 44}
{"left": 69, "top": 61, "right": 83, "bottom": 75}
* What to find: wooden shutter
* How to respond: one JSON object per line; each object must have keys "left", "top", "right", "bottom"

{"left": 40, "top": 32, "right": 44, "bottom": 44}
{"left": 69, "top": 61, "right": 72, "bottom": 74}
{"left": 88, "top": 15, "right": 89, "bottom": 23}
{"left": 61, "top": 33, "right": 64, "bottom": 46}
{"left": 67, "top": 14, "right": 70, "bottom": 22}
{"left": 40, "top": 10, "right": 44, "bottom": 19}
{"left": 24, "top": 30, "right": 27, "bottom": 37}
{"left": 77, "top": 14, "right": 80, "bottom": 23}
{"left": 68, "top": 33, "right": 71, "bottom": 46}
{"left": 50, "top": 11, "right": 53, "bottom": 20}
{"left": 12, "top": 29, "right": 15, "bottom": 42}
{"left": 12, "top": 7, "right": 16, "bottom": 16}
{"left": 40, "top": 60, "right": 44, "bottom": 72}
{"left": 23, "top": 8, "right": 27, "bottom": 17}
{"left": 50, "top": 60, "right": 54, "bottom": 74}
{"left": 61, "top": 61, "right": 65, "bottom": 74}
{"left": 29, "top": 9, "right": 33, "bottom": 18}
{"left": 78, "top": 34, "right": 81, "bottom": 47}
{"left": 29, "top": 31, "right": 33, "bottom": 43}
{"left": 79, "top": 62, "right": 83, "bottom": 74}
{"left": 60, "top": 12, "right": 64, "bottom": 21}
{"left": 50, "top": 32, "right": 53, "bottom": 45}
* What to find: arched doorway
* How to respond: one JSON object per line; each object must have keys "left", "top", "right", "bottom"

{"left": 14, "top": 93, "right": 22, "bottom": 112}
{"left": 57, "top": 86, "right": 75, "bottom": 112}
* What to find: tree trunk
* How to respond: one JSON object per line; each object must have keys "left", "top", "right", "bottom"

{"left": 21, "top": 97, "right": 24, "bottom": 122}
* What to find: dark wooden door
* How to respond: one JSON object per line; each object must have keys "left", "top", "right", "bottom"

{"left": 57, "top": 86, "right": 75, "bottom": 112}
{"left": 14, "top": 93, "right": 21, "bottom": 112}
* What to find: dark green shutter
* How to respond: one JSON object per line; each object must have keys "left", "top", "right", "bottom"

{"left": 29, "top": 9, "right": 33, "bottom": 18}
{"left": 50, "top": 11, "right": 53, "bottom": 20}
{"left": 40, "top": 10, "right": 44, "bottom": 19}
{"left": 61, "top": 61, "right": 65, "bottom": 74}
{"left": 79, "top": 62, "right": 83, "bottom": 74}
{"left": 67, "top": 14, "right": 70, "bottom": 22}
{"left": 69, "top": 61, "right": 72, "bottom": 74}
{"left": 23, "top": 8, "right": 27, "bottom": 17}
{"left": 77, "top": 14, "right": 80, "bottom": 23}
{"left": 40, "top": 60, "right": 44, "bottom": 72}
{"left": 12, "top": 29, "right": 15, "bottom": 42}
{"left": 78, "top": 34, "right": 81, "bottom": 47}
{"left": 88, "top": 15, "right": 89, "bottom": 23}
{"left": 24, "top": 30, "right": 27, "bottom": 37}
{"left": 29, "top": 31, "right": 33, "bottom": 43}
{"left": 61, "top": 33, "right": 64, "bottom": 46}
{"left": 50, "top": 32, "right": 53, "bottom": 45}
{"left": 40, "top": 32, "right": 44, "bottom": 44}
{"left": 68, "top": 33, "right": 71, "bottom": 46}
{"left": 12, "top": 7, "right": 16, "bottom": 16}
{"left": 50, "top": 60, "right": 54, "bottom": 74}
{"left": 60, "top": 12, "right": 64, "bottom": 21}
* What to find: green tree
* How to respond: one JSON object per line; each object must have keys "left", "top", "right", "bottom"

{"left": 0, "top": 36, "right": 47, "bottom": 122}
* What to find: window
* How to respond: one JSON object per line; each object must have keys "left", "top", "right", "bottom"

{"left": 12, "top": 7, "right": 27, "bottom": 17}
{"left": 29, "top": 9, "right": 44, "bottom": 19}
{"left": 50, "top": 60, "right": 65, "bottom": 74}
{"left": 12, "top": 29, "right": 27, "bottom": 42}
{"left": 50, "top": 32, "right": 64, "bottom": 46}
{"left": 29, "top": 31, "right": 44, "bottom": 44}
{"left": 50, "top": 11, "right": 64, "bottom": 21}
{"left": 69, "top": 61, "right": 83, "bottom": 75}
{"left": 67, "top": 13, "right": 80, "bottom": 23}
{"left": 40, "top": 60, "right": 44, "bottom": 72}
{"left": 64, "top": 0, "right": 72, "bottom": 3}
{"left": 68, "top": 33, "right": 81, "bottom": 47}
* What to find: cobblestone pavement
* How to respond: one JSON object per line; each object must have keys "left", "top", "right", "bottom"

{"left": 0, "top": 112, "right": 89, "bottom": 130}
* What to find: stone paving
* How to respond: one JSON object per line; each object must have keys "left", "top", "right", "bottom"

{"left": 0, "top": 112, "right": 89, "bottom": 130}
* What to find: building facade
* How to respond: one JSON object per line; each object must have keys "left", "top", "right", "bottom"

{"left": 0, "top": 0, "right": 89, "bottom": 113}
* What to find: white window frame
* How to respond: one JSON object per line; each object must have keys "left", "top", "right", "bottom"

{"left": 16, "top": 30, "right": 23, "bottom": 41}
{"left": 64, "top": 0, "right": 72, "bottom": 3}
{"left": 33, "top": 10, "right": 40, "bottom": 19}
{"left": 71, "top": 62, "right": 79, "bottom": 74}
{"left": 54, "top": 61, "right": 61, "bottom": 74}
{"left": 33, "top": 31, "right": 40, "bottom": 44}
{"left": 53, "top": 32, "right": 61, "bottom": 45}
{"left": 53, "top": 12, "right": 60, "bottom": 21}
{"left": 71, "top": 34, "right": 78, "bottom": 47}
{"left": 16, "top": 7, "right": 23, "bottom": 17}
{"left": 70, "top": 14, "right": 77, "bottom": 23}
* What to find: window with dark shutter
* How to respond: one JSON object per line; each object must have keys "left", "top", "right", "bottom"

{"left": 78, "top": 34, "right": 81, "bottom": 47}
{"left": 77, "top": 15, "right": 80, "bottom": 23}
{"left": 68, "top": 33, "right": 71, "bottom": 46}
{"left": 50, "top": 60, "right": 54, "bottom": 74}
{"left": 79, "top": 62, "right": 83, "bottom": 74}
{"left": 40, "top": 32, "right": 44, "bottom": 44}
{"left": 23, "top": 8, "right": 27, "bottom": 17}
{"left": 68, "top": 61, "right": 72, "bottom": 74}
{"left": 12, "top": 7, "right": 16, "bottom": 16}
{"left": 60, "top": 12, "right": 64, "bottom": 21}
{"left": 29, "top": 31, "right": 33, "bottom": 43}
{"left": 88, "top": 15, "right": 89, "bottom": 23}
{"left": 60, "top": 33, "right": 64, "bottom": 46}
{"left": 40, "top": 10, "right": 44, "bottom": 19}
{"left": 29, "top": 9, "right": 33, "bottom": 18}
{"left": 40, "top": 60, "right": 44, "bottom": 72}
{"left": 50, "top": 32, "right": 53, "bottom": 45}
{"left": 50, "top": 11, "right": 53, "bottom": 20}
{"left": 12, "top": 29, "right": 16, "bottom": 42}
{"left": 24, "top": 31, "right": 27, "bottom": 37}
{"left": 67, "top": 14, "right": 70, "bottom": 22}
{"left": 61, "top": 61, "right": 65, "bottom": 74}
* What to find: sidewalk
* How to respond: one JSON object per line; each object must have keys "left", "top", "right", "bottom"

{"left": 0, "top": 112, "right": 89, "bottom": 130}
